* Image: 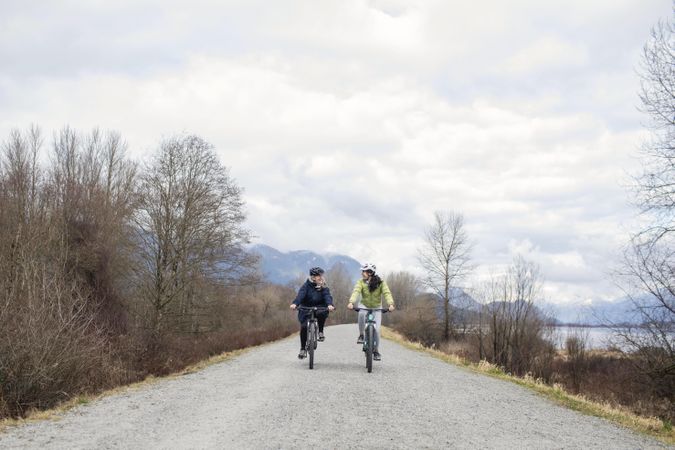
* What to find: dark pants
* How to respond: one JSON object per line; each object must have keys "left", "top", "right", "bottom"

{"left": 300, "top": 314, "right": 328, "bottom": 349}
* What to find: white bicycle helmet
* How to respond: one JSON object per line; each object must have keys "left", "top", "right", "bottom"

{"left": 360, "top": 262, "right": 377, "bottom": 274}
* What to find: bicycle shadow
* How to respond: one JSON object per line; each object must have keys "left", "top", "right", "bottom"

{"left": 294, "top": 359, "right": 388, "bottom": 373}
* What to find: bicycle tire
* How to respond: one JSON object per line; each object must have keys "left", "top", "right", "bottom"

{"left": 308, "top": 321, "right": 316, "bottom": 370}
{"left": 366, "top": 324, "right": 374, "bottom": 373}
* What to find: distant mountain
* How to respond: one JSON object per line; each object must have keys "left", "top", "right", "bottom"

{"left": 547, "top": 298, "right": 642, "bottom": 325}
{"left": 431, "top": 288, "right": 480, "bottom": 310}
{"left": 429, "top": 292, "right": 643, "bottom": 326}
{"left": 430, "top": 288, "right": 482, "bottom": 324}
{"left": 250, "top": 244, "right": 362, "bottom": 285}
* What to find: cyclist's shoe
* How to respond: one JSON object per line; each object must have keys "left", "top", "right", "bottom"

{"left": 318, "top": 332, "right": 325, "bottom": 341}
{"left": 357, "top": 334, "right": 364, "bottom": 344}
{"left": 298, "top": 349, "right": 307, "bottom": 359}
{"left": 373, "top": 351, "right": 382, "bottom": 361}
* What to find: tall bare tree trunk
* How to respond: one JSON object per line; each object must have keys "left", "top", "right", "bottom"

{"left": 418, "top": 211, "right": 473, "bottom": 342}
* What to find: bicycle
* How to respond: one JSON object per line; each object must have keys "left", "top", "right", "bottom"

{"left": 352, "top": 307, "right": 391, "bottom": 373}
{"left": 297, "top": 306, "right": 329, "bottom": 370}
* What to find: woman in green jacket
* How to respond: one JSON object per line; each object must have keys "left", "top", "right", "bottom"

{"left": 347, "top": 262, "right": 395, "bottom": 361}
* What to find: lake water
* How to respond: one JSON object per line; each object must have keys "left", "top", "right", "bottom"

{"left": 553, "top": 326, "right": 619, "bottom": 350}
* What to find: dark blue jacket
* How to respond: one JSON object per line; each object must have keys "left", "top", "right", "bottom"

{"left": 293, "top": 279, "right": 333, "bottom": 323}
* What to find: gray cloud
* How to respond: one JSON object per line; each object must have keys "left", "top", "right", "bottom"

{"left": 0, "top": 0, "right": 670, "bottom": 302}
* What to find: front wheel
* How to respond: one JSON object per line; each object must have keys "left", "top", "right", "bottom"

{"left": 365, "top": 325, "right": 374, "bottom": 373}
{"left": 308, "top": 322, "right": 316, "bottom": 370}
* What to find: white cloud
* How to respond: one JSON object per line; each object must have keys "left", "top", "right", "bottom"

{"left": 505, "top": 37, "right": 590, "bottom": 74}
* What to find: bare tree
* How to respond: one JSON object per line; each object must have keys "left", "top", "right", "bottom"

{"left": 49, "top": 127, "right": 138, "bottom": 333}
{"left": 565, "top": 327, "right": 589, "bottom": 393}
{"left": 476, "top": 256, "right": 554, "bottom": 378}
{"left": 0, "top": 126, "right": 130, "bottom": 417}
{"left": 134, "top": 135, "right": 254, "bottom": 334}
{"left": 1, "top": 126, "right": 42, "bottom": 226}
{"left": 0, "top": 126, "right": 44, "bottom": 304}
{"left": 417, "top": 211, "right": 473, "bottom": 340}
{"left": 614, "top": 16, "right": 675, "bottom": 400}
{"left": 616, "top": 237, "right": 675, "bottom": 395}
{"left": 384, "top": 270, "right": 423, "bottom": 329}
{"left": 386, "top": 270, "right": 421, "bottom": 312}
{"left": 325, "top": 263, "right": 352, "bottom": 323}
{"left": 635, "top": 19, "right": 675, "bottom": 241}
{"left": 394, "top": 294, "right": 443, "bottom": 347}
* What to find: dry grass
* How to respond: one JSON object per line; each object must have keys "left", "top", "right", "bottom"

{"left": 382, "top": 327, "right": 675, "bottom": 446}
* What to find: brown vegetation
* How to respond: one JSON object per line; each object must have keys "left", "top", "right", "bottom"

{"left": 392, "top": 308, "right": 673, "bottom": 423}
{"left": 551, "top": 349, "right": 673, "bottom": 423}
{"left": 474, "top": 257, "right": 557, "bottom": 382}
{"left": 0, "top": 126, "right": 296, "bottom": 419}
{"left": 385, "top": 260, "right": 673, "bottom": 424}
{"left": 325, "top": 262, "right": 353, "bottom": 324}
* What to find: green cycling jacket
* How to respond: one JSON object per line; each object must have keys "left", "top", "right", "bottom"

{"left": 349, "top": 279, "right": 395, "bottom": 308}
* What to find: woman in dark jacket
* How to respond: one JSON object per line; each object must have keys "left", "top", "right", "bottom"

{"left": 290, "top": 267, "right": 335, "bottom": 359}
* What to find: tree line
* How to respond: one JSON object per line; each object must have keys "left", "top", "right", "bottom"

{"left": 0, "top": 127, "right": 296, "bottom": 417}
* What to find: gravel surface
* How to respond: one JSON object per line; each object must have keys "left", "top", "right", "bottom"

{"left": 0, "top": 324, "right": 668, "bottom": 449}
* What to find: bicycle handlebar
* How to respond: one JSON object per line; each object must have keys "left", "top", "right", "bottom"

{"left": 351, "top": 307, "right": 391, "bottom": 313}
{"left": 296, "top": 306, "right": 331, "bottom": 312}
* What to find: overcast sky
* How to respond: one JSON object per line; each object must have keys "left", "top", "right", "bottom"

{"left": 1, "top": 0, "right": 671, "bottom": 303}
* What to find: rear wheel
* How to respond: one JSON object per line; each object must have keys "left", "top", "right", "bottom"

{"left": 308, "top": 322, "right": 316, "bottom": 369}
{"left": 365, "top": 325, "right": 374, "bottom": 373}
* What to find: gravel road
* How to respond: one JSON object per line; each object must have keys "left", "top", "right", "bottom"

{"left": 0, "top": 324, "right": 668, "bottom": 449}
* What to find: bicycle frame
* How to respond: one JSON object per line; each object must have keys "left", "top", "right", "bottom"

{"left": 352, "top": 307, "right": 390, "bottom": 373}
{"left": 297, "top": 306, "right": 329, "bottom": 370}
